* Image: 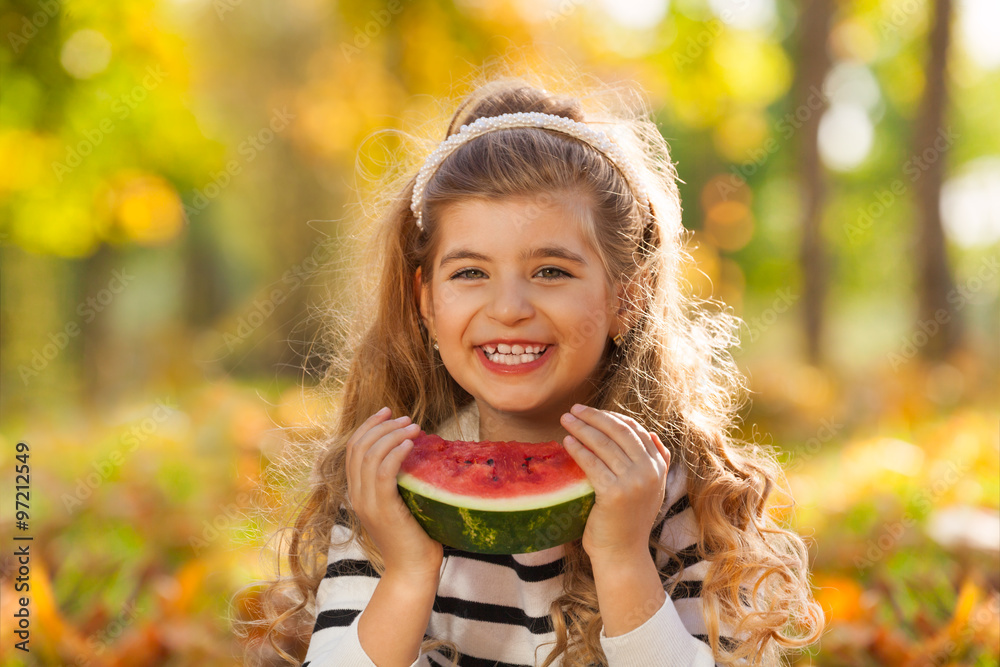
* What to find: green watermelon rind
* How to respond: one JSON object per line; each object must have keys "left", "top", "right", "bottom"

{"left": 396, "top": 479, "right": 596, "bottom": 555}
{"left": 396, "top": 471, "right": 594, "bottom": 511}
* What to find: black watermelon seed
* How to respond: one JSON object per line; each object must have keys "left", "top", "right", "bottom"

{"left": 486, "top": 458, "right": 494, "bottom": 466}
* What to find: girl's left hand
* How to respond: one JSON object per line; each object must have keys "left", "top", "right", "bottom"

{"left": 560, "top": 404, "right": 671, "bottom": 560}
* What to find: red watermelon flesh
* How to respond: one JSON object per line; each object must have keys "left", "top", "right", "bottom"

{"left": 396, "top": 432, "right": 596, "bottom": 554}
{"left": 400, "top": 432, "right": 587, "bottom": 498}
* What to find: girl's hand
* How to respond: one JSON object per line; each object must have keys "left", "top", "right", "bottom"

{"left": 346, "top": 407, "right": 444, "bottom": 581}
{"left": 559, "top": 404, "right": 671, "bottom": 561}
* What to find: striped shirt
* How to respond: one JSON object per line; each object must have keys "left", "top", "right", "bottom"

{"left": 302, "top": 403, "right": 733, "bottom": 666}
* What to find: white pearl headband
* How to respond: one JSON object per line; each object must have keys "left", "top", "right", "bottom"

{"left": 410, "top": 111, "right": 651, "bottom": 230}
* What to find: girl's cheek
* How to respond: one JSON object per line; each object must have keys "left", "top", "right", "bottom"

{"left": 438, "top": 283, "right": 462, "bottom": 304}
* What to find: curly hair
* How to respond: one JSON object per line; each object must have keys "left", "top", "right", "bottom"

{"left": 234, "top": 54, "right": 825, "bottom": 666}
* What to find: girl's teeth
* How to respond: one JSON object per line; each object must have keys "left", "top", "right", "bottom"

{"left": 487, "top": 344, "right": 545, "bottom": 354}
{"left": 484, "top": 348, "right": 546, "bottom": 364}
{"left": 479, "top": 343, "right": 549, "bottom": 364}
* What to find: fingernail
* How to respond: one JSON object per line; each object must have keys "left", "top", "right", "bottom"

{"left": 378, "top": 406, "right": 390, "bottom": 416}
{"left": 562, "top": 412, "right": 577, "bottom": 422}
{"left": 571, "top": 404, "right": 585, "bottom": 415}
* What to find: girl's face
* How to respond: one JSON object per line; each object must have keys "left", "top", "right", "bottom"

{"left": 418, "top": 195, "right": 626, "bottom": 440}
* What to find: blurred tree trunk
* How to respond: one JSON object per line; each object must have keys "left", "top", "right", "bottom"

{"left": 183, "top": 219, "right": 226, "bottom": 331}
{"left": 914, "top": 0, "right": 962, "bottom": 360}
{"left": 270, "top": 149, "right": 323, "bottom": 379}
{"left": 80, "top": 243, "right": 114, "bottom": 407}
{"left": 796, "top": 0, "right": 834, "bottom": 365}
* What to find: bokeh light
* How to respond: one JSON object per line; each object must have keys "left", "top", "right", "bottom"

{"left": 818, "top": 102, "right": 874, "bottom": 171}
{"left": 941, "top": 157, "right": 1000, "bottom": 247}
{"left": 100, "top": 172, "right": 186, "bottom": 247}
{"left": 60, "top": 29, "right": 113, "bottom": 79}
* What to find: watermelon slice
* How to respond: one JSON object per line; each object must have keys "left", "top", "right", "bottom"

{"left": 397, "top": 432, "right": 595, "bottom": 555}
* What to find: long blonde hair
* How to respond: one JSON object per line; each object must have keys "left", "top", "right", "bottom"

{"left": 235, "top": 58, "right": 824, "bottom": 666}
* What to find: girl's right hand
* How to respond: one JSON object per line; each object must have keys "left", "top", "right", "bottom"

{"left": 346, "top": 407, "right": 444, "bottom": 582}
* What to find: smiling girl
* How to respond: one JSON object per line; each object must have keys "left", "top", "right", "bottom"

{"left": 240, "top": 68, "right": 823, "bottom": 666}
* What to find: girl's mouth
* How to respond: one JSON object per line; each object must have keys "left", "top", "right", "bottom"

{"left": 476, "top": 344, "right": 553, "bottom": 374}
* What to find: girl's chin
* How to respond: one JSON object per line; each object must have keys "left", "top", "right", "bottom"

{"left": 474, "top": 396, "right": 557, "bottom": 418}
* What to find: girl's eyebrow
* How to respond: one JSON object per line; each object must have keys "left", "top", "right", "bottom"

{"left": 438, "top": 245, "right": 588, "bottom": 268}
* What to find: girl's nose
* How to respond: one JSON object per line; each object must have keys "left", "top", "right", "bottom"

{"left": 485, "top": 278, "right": 535, "bottom": 325}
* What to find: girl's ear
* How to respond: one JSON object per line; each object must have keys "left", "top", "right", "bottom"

{"left": 610, "top": 276, "right": 645, "bottom": 338}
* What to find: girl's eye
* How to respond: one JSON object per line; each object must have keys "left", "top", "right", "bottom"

{"left": 537, "top": 267, "right": 571, "bottom": 280}
{"left": 450, "top": 268, "right": 485, "bottom": 280}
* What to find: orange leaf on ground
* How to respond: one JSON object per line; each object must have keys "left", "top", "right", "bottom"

{"left": 163, "top": 559, "right": 209, "bottom": 618}
{"left": 813, "top": 575, "right": 869, "bottom": 624}
{"left": 944, "top": 578, "right": 981, "bottom": 640}
{"left": 32, "top": 559, "right": 107, "bottom": 665}
{"left": 870, "top": 625, "right": 915, "bottom": 665}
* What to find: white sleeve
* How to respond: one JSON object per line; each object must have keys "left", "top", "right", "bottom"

{"left": 300, "top": 522, "right": 423, "bottom": 667}
{"left": 599, "top": 594, "right": 717, "bottom": 666}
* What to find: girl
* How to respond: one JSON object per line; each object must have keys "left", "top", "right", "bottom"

{"left": 241, "top": 70, "right": 824, "bottom": 666}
